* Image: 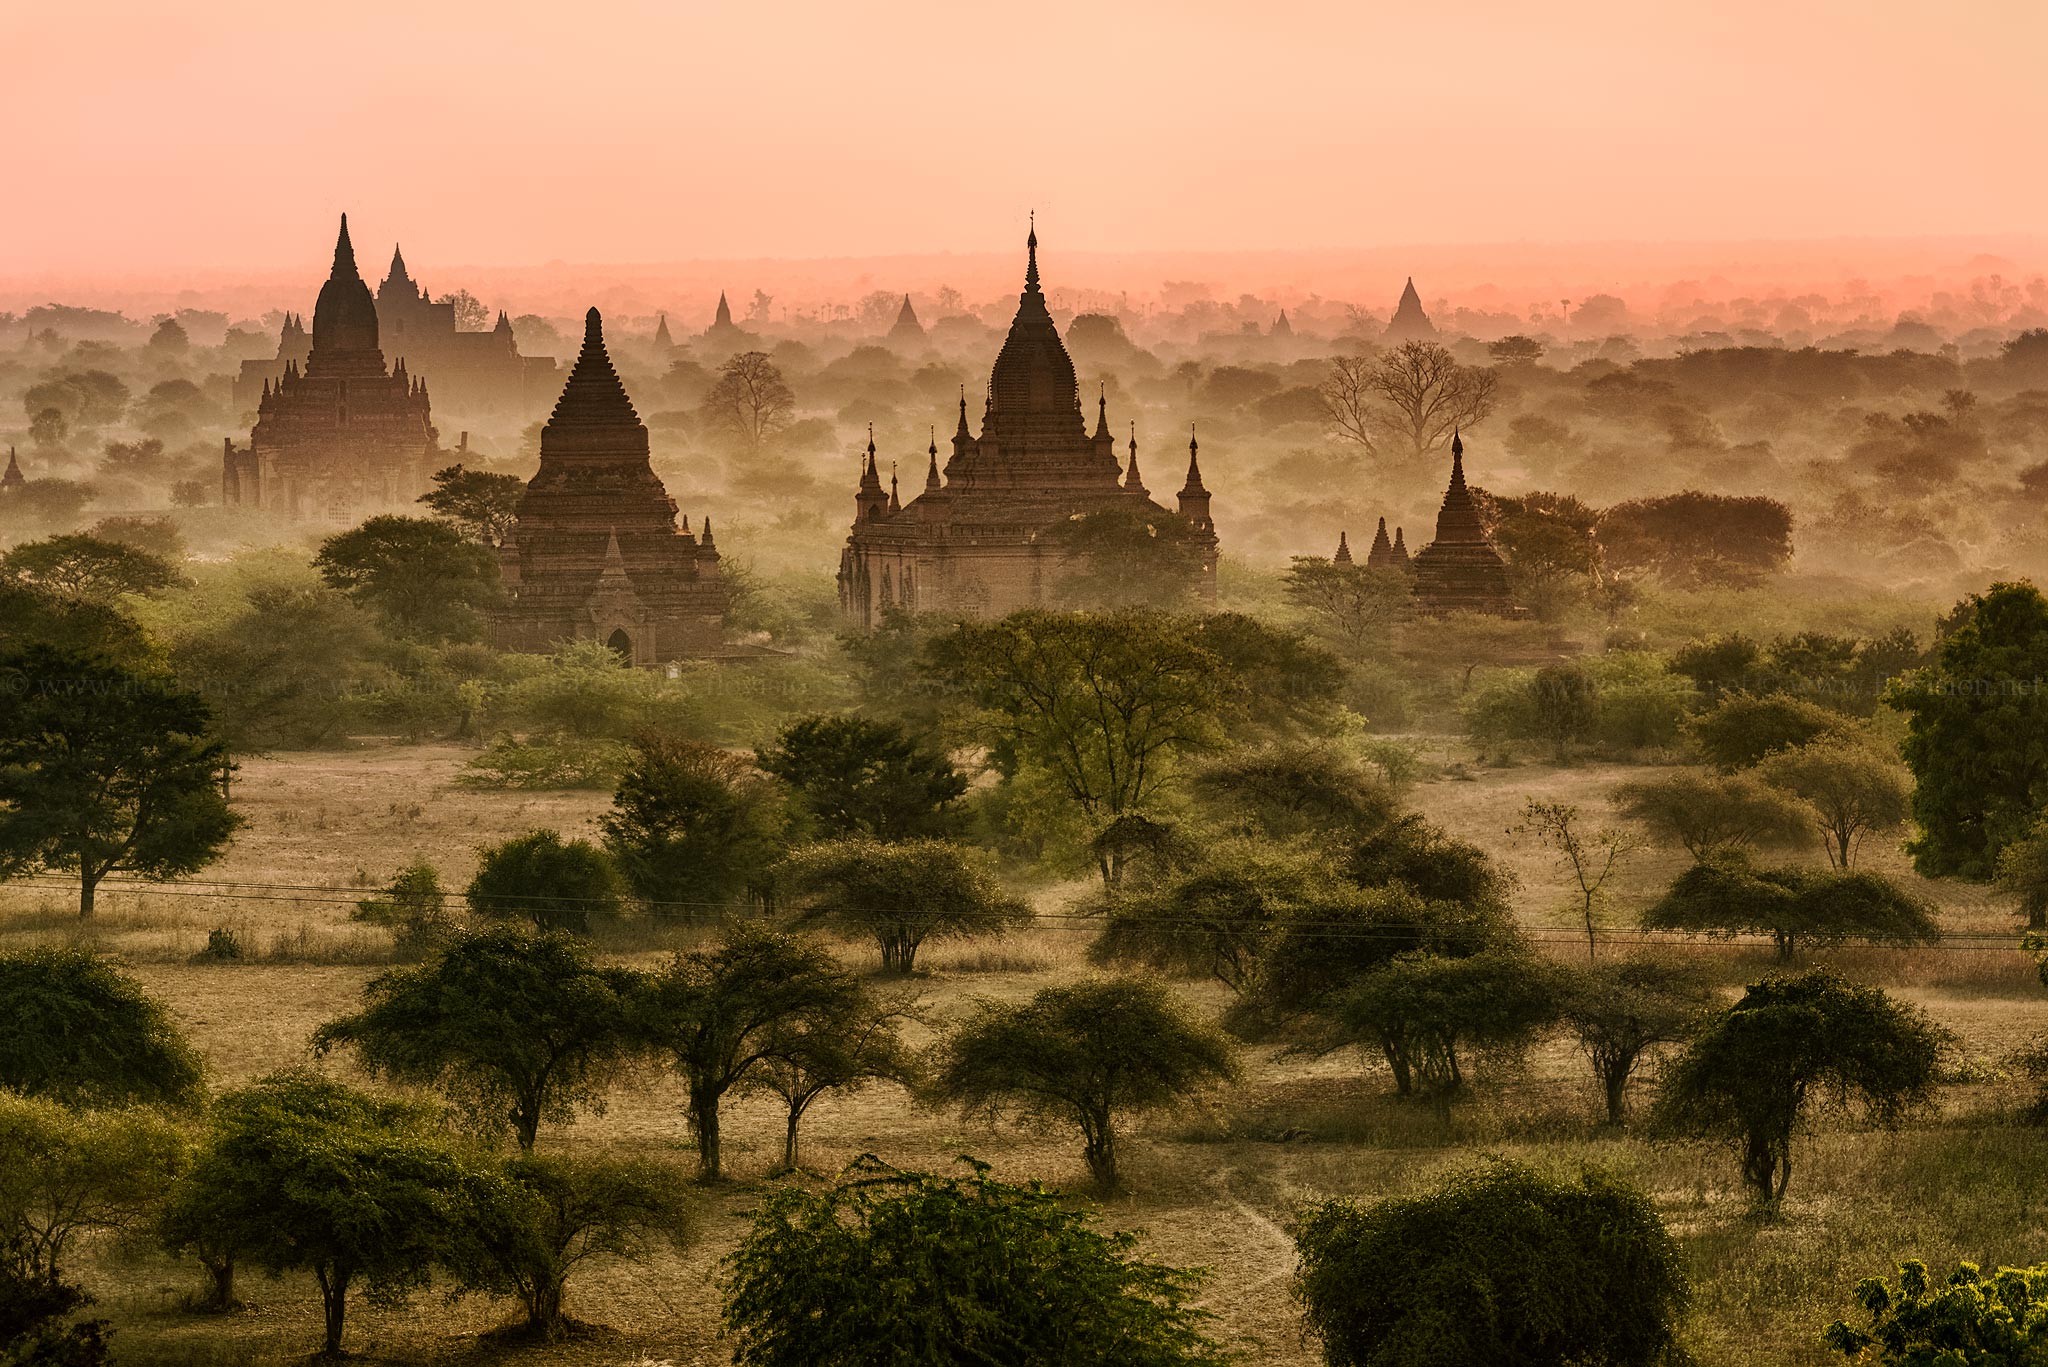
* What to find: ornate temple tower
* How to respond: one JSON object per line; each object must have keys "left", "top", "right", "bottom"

{"left": 491, "top": 309, "right": 727, "bottom": 665}
{"left": 837, "top": 223, "right": 1219, "bottom": 626}
{"left": 888, "top": 295, "right": 925, "bottom": 343}
{"left": 1409, "top": 432, "right": 1513, "bottom": 614}
{"left": 221, "top": 216, "right": 439, "bottom": 520}
{"left": 1385, "top": 277, "right": 1438, "bottom": 342}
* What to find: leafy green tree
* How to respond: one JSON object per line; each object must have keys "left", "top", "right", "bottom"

{"left": 1188, "top": 743, "right": 1398, "bottom": 844}
{"left": 1599, "top": 490, "right": 1793, "bottom": 588}
{"left": 775, "top": 837, "right": 1031, "bottom": 974}
{"left": 1293, "top": 1159, "right": 1689, "bottom": 1367}
{"left": 1824, "top": 1258, "right": 2048, "bottom": 1365}
{"left": 1044, "top": 506, "right": 1209, "bottom": 611}
{"left": 1757, "top": 735, "right": 1913, "bottom": 868}
{"left": 1687, "top": 691, "right": 1848, "bottom": 770}
{"left": 0, "top": 1092, "right": 188, "bottom": 1282}
{"left": 1281, "top": 557, "right": 1412, "bottom": 657}
{"left": 0, "top": 646, "right": 240, "bottom": 918}
{"left": 313, "top": 514, "right": 500, "bottom": 641}
{"left": 638, "top": 930, "right": 860, "bottom": 1180}
{"left": 314, "top": 927, "right": 641, "bottom": 1152}
{"left": 466, "top": 830, "right": 624, "bottom": 934}
{"left": 755, "top": 714, "right": 967, "bottom": 840}
{"left": 450, "top": 1153, "right": 692, "bottom": 1337}
{"left": 721, "top": 1155, "right": 1232, "bottom": 1367}
{"left": 1555, "top": 956, "right": 1715, "bottom": 1125}
{"left": 0, "top": 582, "right": 151, "bottom": 664}
{"left": 1612, "top": 770, "right": 1809, "bottom": 860}
{"left": 1336, "top": 950, "right": 1558, "bottom": 1102}
{"left": 928, "top": 975, "right": 1236, "bottom": 1189}
{"left": 1186, "top": 612, "right": 1347, "bottom": 741}
{"left": 158, "top": 1072, "right": 477, "bottom": 1356}
{"left": 926, "top": 610, "right": 1246, "bottom": 882}
{"left": 1347, "top": 813, "right": 1514, "bottom": 908}
{"left": 417, "top": 463, "right": 525, "bottom": 547}
{"left": 741, "top": 985, "right": 917, "bottom": 1171}
{"left": 1653, "top": 972, "right": 1943, "bottom": 1204}
{"left": 0, "top": 948, "right": 204, "bottom": 1106}
{"left": 1890, "top": 583, "right": 2048, "bottom": 878}
{"left": 1529, "top": 663, "right": 1597, "bottom": 761}
{"left": 351, "top": 861, "right": 458, "bottom": 958}
{"left": 1997, "top": 816, "right": 2048, "bottom": 930}
{"left": 1642, "top": 853, "right": 1941, "bottom": 962}
{"left": 600, "top": 736, "right": 786, "bottom": 913}
{"left": 161, "top": 582, "right": 382, "bottom": 750}
{"left": 0, "top": 1259, "right": 111, "bottom": 1367}
{"left": 0, "top": 534, "right": 185, "bottom": 600}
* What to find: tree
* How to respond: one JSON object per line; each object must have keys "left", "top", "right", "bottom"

{"left": 0, "top": 646, "right": 240, "bottom": 919}
{"left": 1890, "top": 583, "right": 2048, "bottom": 878}
{"left": 1189, "top": 743, "right": 1399, "bottom": 845}
{"left": 0, "top": 535, "right": 185, "bottom": 600}
{"left": 1642, "top": 854, "right": 1942, "bottom": 962}
{"left": 0, "top": 582, "right": 151, "bottom": 665}
{"left": 1337, "top": 951, "right": 1558, "bottom": 1105}
{"left": 927, "top": 975, "right": 1236, "bottom": 1189}
{"left": 314, "top": 928, "right": 642, "bottom": 1152}
{"left": 1281, "top": 557, "right": 1412, "bottom": 657}
{"left": 0, "top": 948, "right": 204, "bottom": 1107}
{"left": 158, "top": 1072, "right": 478, "bottom": 1356}
{"left": 703, "top": 351, "right": 795, "bottom": 452}
{"left": 1555, "top": 956, "right": 1714, "bottom": 1125}
{"left": 0, "top": 1258, "right": 111, "bottom": 1367}
{"left": 775, "top": 837, "right": 1031, "bottom": 974}
{"left": 1318, "top": 342, "right": 1498, "bottom": 461}
{"left": 313, "top": 514, "right": 500, "bottom": 641}
{"left": 1517, "top": 800, "right": 1642, "bottom": 960}
{"left": 1688, "top": 691, "right": 1848, "bottom": 769}
{"left": 721, "top": 1155, "right": 1232, "bottom": 1367}
{"left": 1293, "top": 1159, "right": 1689, "bottom": 1367}
{"left": 466, "top": 830, "right": 624, "bottom": 934}
{"left": 1530, "top": 663, "right": 1597, "bottom": 762}
{"left": 1758, "top": 736, "right": 1913, "bottom": 868}
{"left": 351, "top": 861, "right": 458, "bottom": 958}
{"left": 600, "top": 736, "right": 785, "bottom": 913}
{"left": 638, "top": 930, "right": 860, "bottom": 1180}
{"left": 1599, "top": 492, "right": 1794, "bottom": 588}
{"left": 1823, "top": 1258, "right": 2048, "bottom": 1365}
{"left": 1612, "top": 770, "right": 1809, "bottom": 860}
{"left": 741, "top": 986, "right": 917, "bottom": 1170}
{"left": 924, "top": 610, "right": 1233, "bottom": 882}
{"left": 1997, "top": 816, "right": 2048, "bottom": 930}
{"left": 417, "top": 463, "right": 525, "bottom": 547}
{"left": 1488, "top": 335, "right": 1546, "bottom": 366}
{"left": 162, "top": 582, "right": 383, "bottom": 750}
{"left": 1043, "top": 506, "right": 1208, "bottom": 610}
{"left": 443, "top": 288, "right": 492, "bottom": 332}
{"left": 755, "top": 714, "right": 966, "bottom": 840}
{"left": 450, "top": 1153, "right": 691, "bottom": 1337}
{"left": 0, "top": 1092, "right": 188, "bottom": 1283}
{"left": 1654, "top": 972, "right": 1943, "bottom": 1204}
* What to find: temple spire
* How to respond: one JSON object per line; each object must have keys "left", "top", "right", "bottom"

{"left": 333, "top": 214, "right": 359, "bottom": 278}
{"left": 1024, "top": 212, "right": 1040, "bottom": 293}
{"left": 926, "top": 428, "right": 942, "bottom": 491}
{"left": 386, "top": 243, "right": 409, "bottom": 287}
{"left": 1124, "top": 422, "right": 1146, "bottom": 493}
{"left": 1334, "top": 530, "right": 1352, "bottom": 564}
{"left": 1093, "top": 382, "right": 1109, "bottom": 439}
{"left": 889, "top": 462, "right": 900, "bottom": 511}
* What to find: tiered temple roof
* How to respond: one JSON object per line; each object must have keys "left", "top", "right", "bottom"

{"left": 1408, "top": 432, "right": 1512, "bottom": 614}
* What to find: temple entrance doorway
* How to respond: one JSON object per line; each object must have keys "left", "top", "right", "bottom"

{"left": 606, "top": 628, "right": 633, "bottom": 664}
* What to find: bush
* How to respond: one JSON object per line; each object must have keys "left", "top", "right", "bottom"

{"left": 1336, "top": 950, "right": 1559, "bottom": 1102}
{"left": 1688, "top": 691, "right": 1847, "bottom": 770}
{"left": 466, "top": 831, "right": 625, "bottom": 933}
{"left": 352, "top": 861, "right": 458, "bottom": 957}
{"left": 0, "top": 948, "right": 205, "bottom": 1107}
{"left": 721, "top": 1155, "right": 1233, "bottom": 1367}
{"left": 1823, "top": 1259, "right": 2048, "bottom": 1364}
{"left": 1293, "top": 1159, "right": 1689, "bottom": 1367}
{"left": 775, "top": 837, "right": 1031, "bottom": 973}
{"left": 459, "top": 736, "right": 633, "bottom": 791}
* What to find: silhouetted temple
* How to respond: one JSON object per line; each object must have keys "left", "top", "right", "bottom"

{"left": 373, "top": 246, "right": 557, "bottom": 416}
{"left": 1365, "top": 517, "right": 1410, "bottom": 570}
{"left": 232, "top": 313, "right": 310, "bottom": 412}
{"left": 221, "top": 216, "right": 441, "bottom": 520}
{"left": 1, "top": 446, "right": 23, "bottom": 493}
{"left": 703, "top": 292, "right": 752, "bottom": 349}
{"left": 1385, "top": 277, "right": 1437, "bottom": 342}
{"left": 653, "top": 313, "right": 674, "bottom": 350}
{"left": 492, "top": 309, "right": 727, "bottom": 665}
{"left": 1409, "top": 433, "right": 1512, "bottom": 614}
{"left": 838, "top": 224, "right": 1219, "bottom": 625}
{"left": 888, "top": 295, "right": 924, "bottom": 343}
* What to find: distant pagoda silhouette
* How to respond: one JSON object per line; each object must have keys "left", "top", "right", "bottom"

{"left": 887, "top": 294, "right": 925, "bottom": 343}
{"left": 492, "top": 309, "right": 728, "bottom": 665}
{"left": 1384, "top": 277, "right": 1438, "bottom": 342}
{"left": 838, "top": 221, "right": 1217, "bottom": 625}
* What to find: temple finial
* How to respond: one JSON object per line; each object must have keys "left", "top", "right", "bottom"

{"left": 1025, "top": 212, "right": 1040, "bottom": 292}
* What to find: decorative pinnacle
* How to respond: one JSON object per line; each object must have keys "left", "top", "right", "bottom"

{"left": 1025, "top": 212, "right": 1040, "bottom": 292}
{"left": 333, "top": 214, "right": 358, "bottom": 277}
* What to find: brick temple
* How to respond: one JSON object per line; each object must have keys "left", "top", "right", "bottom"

{"left": 1408, "top": 432, "right": 1513, "bottom": 614}
{"left": 491, "top": 308, "right": 728, "bottom": 665}
{"left": 837, "top": 223, "right": 1219, "bottom": 626}
{"left": 221, "top": 216, "right": 440, "bottom": 521}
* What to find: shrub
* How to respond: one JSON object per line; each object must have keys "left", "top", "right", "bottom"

{"left": 1823, "top": 1259, "right": 2048, "bottom": 1364}
{"left": 0, "top": 948, "right": 205, "bottom": 1107}
{"left": 775, "top": 837, "right": 1031, "bottom": 973}
{"left": 466, "top": 831, "right": 625, "bottom": 933}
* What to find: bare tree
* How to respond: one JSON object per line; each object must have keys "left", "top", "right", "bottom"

{"left": 1320, "top": 342, "right": 1498, "bottom": 463}
{"left": 702, "top": 351, "right": 796, "bottom": 453}
{"left": 1516, "top": 799, "right": 1643, "bottom": 962}
{"left": 443, "top": 289, "right": 492, "bottom": 332}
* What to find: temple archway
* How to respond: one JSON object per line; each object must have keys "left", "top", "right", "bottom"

{"left": 605, "top": 628, "right": 634, "bottom": 664}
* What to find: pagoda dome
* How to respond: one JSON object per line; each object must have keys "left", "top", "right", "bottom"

{"left": 311, "top": 214, "right": 380, "bottom": 355}
{"left": 982, "top": 221, "right": 1085, "bottom": 451}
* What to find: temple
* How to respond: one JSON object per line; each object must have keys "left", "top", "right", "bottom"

{"left": 231, "top": 313, "right": 309, "bottom": 412}
{"left": 491, "top": 308, "right": 728, "bottom": 665}
{"left": 838, "top": 223, "right": 1219, "bottom": 625}
{"left": 372, "top": 246, "right": 558, "bottom": 417}
{"left": 887, "top": 295, "right": 925, "bottom": 343}
{"left": 1364, "top": 517, "right": 1410, "bottom": 570}
{"left": 1408, "top": 432, "right": 1513, "bottom": 614}
{"left": 221, "top": 216, "right": 441, "bottom": 521}
{"left": 1385, "top": 277, "right": 1437, "bottom": 342}
{"left": 1, "top": 447, "right": 23, "bottom": 493}
{"left": 703, "top": 292, "right": 752, "bottom": 349}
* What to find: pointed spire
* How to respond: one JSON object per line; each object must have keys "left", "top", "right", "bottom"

{"left": 1123, "top": 422, "right": 1146, "bottom": 493}
{"left": 1366, "top": 517, "right": 1399, "bottom": 568}
{"left": 1024, "top": 212, "right": 1040, "bottom": 293}
{"left": 700, "top": 516, "right": 715, "bottom": 547}
{"left": 653, "top": 311, "right": 673, "bottom": 348}
{"left": 889, "top": 462, "right": 900, "bottom": 511}
{"left": 713, "top": 291, "right": 733, "bottom": 329}
{"left": 955, "top": 386, "right": 971, "bottom": 437}
{"left": 926, "top": 427, "right": 942, "bottom": 492}
{"left": 1, "top": 445, "right": 22, "bottom": 491}
{"left": 494, "top": 309, "right": 512, "bottom": 335}
{"left": 386, "top": 242, "right": 409, "bottom": 287}
{"left": 1094, "top": 382, "right": 1110, "bottom": 440}
{"left": 1335, "top": 531, "right": 1353, "bottom": 564}
{"left": 332, "top": 214, "right": 359, "bottom": 279}
{"left": 1450, "top": 428, "right": 1466, "bottom": 490}
{"left": 1182, "top": 424, "right": 1205, "bottom": 492}
{"left": 544, "top": 307, "right": 643, "bottom": 430}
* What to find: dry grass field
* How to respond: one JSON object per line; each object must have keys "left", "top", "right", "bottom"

{"left": 8, "top": 742, "right": 2048, "bottom": 1367}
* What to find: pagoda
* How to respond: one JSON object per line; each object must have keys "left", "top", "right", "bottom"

{"left": 491, "top": 309, "right": 727, "bottom": 665}
{"left": 1409, "top": 432, "right": 1513, "bottom": 615}
{"left": 221, "top": 216, "right": 439, "bottom": 520}
{"left": 838, "top": 222, "right": 1217, "bottom": 625}
{"left": 1384, "top": 277, "right": 1438, "bottom": 342}
{"left": 373, "top": 244, "right": 557, "bottom": 417}
{"left": 1364, "top": 517, "right": 1410, "bottom": 570}
{"left": 887, "top": 295, "right": 925, "bottom": 343}
{"left": 1, "top": 447, "right": 23, "bottom": 493}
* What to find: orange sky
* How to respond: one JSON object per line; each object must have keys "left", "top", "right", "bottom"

{"left": 2, "top": 0, "right": 2044, "bottom": 282}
